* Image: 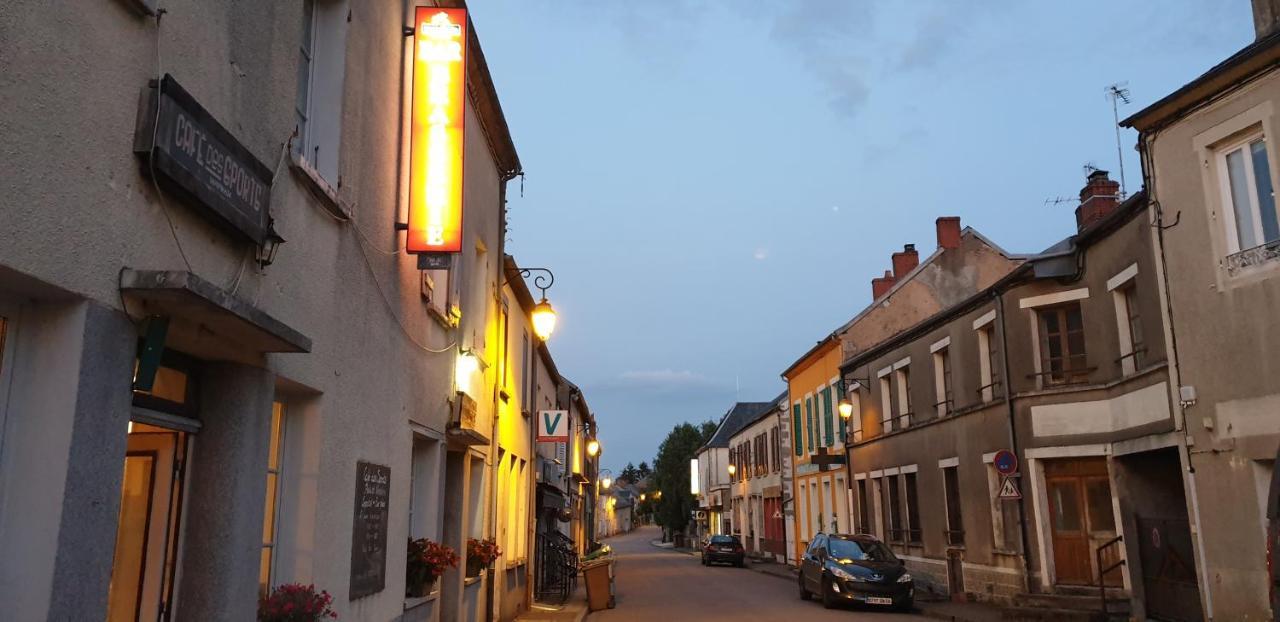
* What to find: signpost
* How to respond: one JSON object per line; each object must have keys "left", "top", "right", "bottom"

{"left": 993, "top": 449, "right": 1019, "bottom": 476}
{"left": 537, "top": 410, "right": 569, "bottom": 442}
{"left": 998, "top": 476, "right": 1022, "bottom": 500}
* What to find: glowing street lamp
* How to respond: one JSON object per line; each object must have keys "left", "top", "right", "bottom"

{"left": 727, "top": 463, "right": 737, "bottom": 476}
{"left": 838, "top": 400, "right": 854, "bottom": 419}
{"left": 600, "top": 469, "right": 613, "bottom": 490}
{"left": 514, "top": 267, "right": 558, "bottom": 341}
{"left": 586, "top": 439, "right": 600, "bottom": 457}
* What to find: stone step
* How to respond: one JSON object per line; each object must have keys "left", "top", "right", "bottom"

{"left": 1013, "top": 592, "right": 1130, "bottom": 613}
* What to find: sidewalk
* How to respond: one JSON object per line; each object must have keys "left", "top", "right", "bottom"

{"left": 515, "top": 584, "right": 588, "bottom": 622}
{"left": 648, "top": 539, "right": 1003, "bottom": 622}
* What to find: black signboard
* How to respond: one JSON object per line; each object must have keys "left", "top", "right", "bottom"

{"left": 134, "top": 74, "right": 273, "bottom": 245}
{"left": 350, "top": 461, "right": 391, "bottom": 600}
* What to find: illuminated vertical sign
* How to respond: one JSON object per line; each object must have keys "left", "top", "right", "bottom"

{"left": 407, "top": 7, "right": 467, "bottom": 254}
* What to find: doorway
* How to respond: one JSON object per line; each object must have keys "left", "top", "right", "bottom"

{"left": 107, "top": 423, "right": 188, "bottom": 622}
{"left": 1045, "top": 457, "right": 1117, "bottom": 586}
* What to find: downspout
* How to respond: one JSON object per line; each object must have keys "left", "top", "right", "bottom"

{"left": 995, "top": 289, "right": 1036, "bottom": 593}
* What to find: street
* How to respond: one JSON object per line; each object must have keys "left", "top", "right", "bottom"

{"left": 592, "top": 526, "right": 931, "bottom": 621}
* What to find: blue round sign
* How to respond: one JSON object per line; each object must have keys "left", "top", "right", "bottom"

{"left": 994, "top": 450, "right": 1018, "bottom": 476}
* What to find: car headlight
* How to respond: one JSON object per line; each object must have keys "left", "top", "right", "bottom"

{"left": 897, "top": 572, "right": 913, "bottom": 583}
{"left": 830, "top": 566, "right": 863, "bottom": 582}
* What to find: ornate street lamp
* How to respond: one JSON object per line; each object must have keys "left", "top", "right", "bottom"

{"left": 586, "top": 439, "right": 600, "bottom": 457}
{"left": 515, "top": 267, "right": 558, "bottom": 341}
{"left": 838, "top": 400, "right": 854, "bottom": 419}
{"left": 600, "top": 469, "right": 613, "bottom": 490}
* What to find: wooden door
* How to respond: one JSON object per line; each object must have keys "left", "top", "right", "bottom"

{"left": 1046, "top": 458, "right": 1116, "bottom": 586}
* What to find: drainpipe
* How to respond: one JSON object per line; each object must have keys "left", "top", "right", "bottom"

{"left": 996, "top": 289, "right": 1036, "bottom": 594}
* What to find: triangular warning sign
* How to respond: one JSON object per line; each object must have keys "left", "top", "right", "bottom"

{"left": 998, "top": 476, "right": 1022, "bottom": 500}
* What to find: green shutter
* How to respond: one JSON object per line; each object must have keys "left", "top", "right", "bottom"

{"left": 822, "top": 387, "right": 834, "bottom": 447}
{"left": 836, "top": 384, "right": 847, "bottom": 443}
{"left": 805, "top": 398, "right": 814, "bottom": 452}
{"left": 792, "top": 404, "right": 803, "bottom": 456}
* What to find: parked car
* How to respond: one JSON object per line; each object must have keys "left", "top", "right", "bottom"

{"left": 798, "top": 533, "right": 914, "bottom": 612}
{"left": 701, "top": 534, "right": 746, "bottom": 567}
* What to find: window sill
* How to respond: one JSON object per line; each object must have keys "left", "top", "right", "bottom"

{"left": 289, "top": 152, "right": 351, "bottom": 220}
{"left": 992, "top": 548, "right": 1021, "bottom": 557}
{"left": 505, "top": 558, "right": 527, "bottom": 570}
{"left": 404, "top": 591, "right": 439, "bottom": 610}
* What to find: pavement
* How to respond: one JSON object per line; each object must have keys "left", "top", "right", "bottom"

{"left": 584, "top": 525, "right": 936, "bottom": 621}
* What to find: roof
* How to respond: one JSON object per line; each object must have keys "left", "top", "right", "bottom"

{"left": 780, "top": 227, "right": 1025, "bottom": 379}
{"left": 732, "top": 392, "right": 789, "bottom": 433}
{"left": 839, "top": 191, "right": 1148, "bottom": 372}
{"left": 1123, "top": 29, "right": 1280, "bottom": 132}
{"left": 703, "top": 402, "right": 774, "bottom": 449}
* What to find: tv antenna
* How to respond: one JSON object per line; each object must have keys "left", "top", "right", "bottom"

{"left": 1107, "top": 82, "right": 1131, "bottom": 198}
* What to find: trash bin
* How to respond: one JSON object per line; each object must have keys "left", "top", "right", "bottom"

{"left": 582, "top": 557, "right": 616, "bottom": 611}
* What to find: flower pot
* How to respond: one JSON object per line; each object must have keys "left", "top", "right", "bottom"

{"left": 466, "top": 559, "right": 486, "bottom": 578}
{"left": 407, "top": 575, "right": 438, "bottom": 598}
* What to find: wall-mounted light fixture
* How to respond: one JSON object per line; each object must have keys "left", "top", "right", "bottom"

{"left": 727, "top": 463, "right": 737, "bottom": 476}
{"left": 586, "top": 439, "right": 601, "bottom": 457}
{"left": 455, "top": 349, "right": 479, "bottom": 393}
{"left": 514, "top": 267, "right": 558, "bottom": 340}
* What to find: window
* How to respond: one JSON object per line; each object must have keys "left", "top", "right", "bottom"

{"left": 792, "top": 403, "right": 803, "bottom": 457}
{"left": 770, "top": 426, "right": 781, "bottom": 472}
{"left": 856, "top": 479, "right": 870, "bottom": 533}
{"left": 879, "top": 376, "right": 893, "bottom": 433}
{"left": 886, "top": 474, "right": 903, "bottom": 543}
{"left": 943, "top": 465, "right": 964, "bottom": 546}
{"left": 985, "top": 462, "right": 1021, "bottom": 552}
{"left": 294, "top": 0, "right": 349, "bottom": 184}
{"left": 805, "top": 397, "right": 815, "bottom": 453}
{"left": 977, "top": 326, "right": 998, "bottom": 402}
{"left": 1219, "top": 135, "right": 1280, "bottom": 255}
{"left": 1117, "top": 284, "right": 1145, "bottom": 374}
{"left": 260, "top": 402, "right": 287, "bottom": 594}
{"left": 894, "top": 367, "right": 912, "bottom": 429}
{"left": 1038, "top": 303, "right": 1089, "bottom": 385}
{"left": 933, "top": 348, "right": 953, "bottom": 417}
{"left": 828, "top": 537, "right": 898, "bottom": 562}
{"left": 904, "top": 472, "right": 921, "bottom": 544}
{"left": 821, "top": 387, "right": 834, "bottom": 447}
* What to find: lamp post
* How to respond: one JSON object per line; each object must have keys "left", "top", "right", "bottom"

{"left": 514, "top": 267, "right": 558, "bottom": 341}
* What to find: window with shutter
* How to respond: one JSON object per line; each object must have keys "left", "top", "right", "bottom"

{"left": 792, "top": 403, "right": 802, "bottom": 457}
{"left": 821, "top": 387, "right": 834, "bottom": 447}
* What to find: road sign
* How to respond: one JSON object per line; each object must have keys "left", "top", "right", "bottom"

{"left": 537, "top": 410, "right": 569, "bottom": 442}
{"left": 993, "top": 449, "right": 1019, "bottom": 476}
{"left": 997, "top": 476, "right": 1022, "bottom": 500}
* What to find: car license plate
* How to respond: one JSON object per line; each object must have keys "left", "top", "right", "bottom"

{"left": 866, "top": 596, "right": 894, "bottom": 605}
{"left": 718, "top": 547, "right": 733, "bottom": 551}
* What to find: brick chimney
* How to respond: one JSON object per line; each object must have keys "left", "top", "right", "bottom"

{"left": 871, "top": 270, "right": 897, "bottom": 300}
{"left": 1254, "top": 0, "right": 1280, "bottom": 39}
{"left": 891, "top": 244, "right": 919, "bottom": 279}
{"left": 1075, "top": 169, "right": 1121, "bottom": 231}
{"left": 936, "top": 217, "right": 961, "bottom": 250}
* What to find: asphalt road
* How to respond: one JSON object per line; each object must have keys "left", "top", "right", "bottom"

{"left": 591, "top": 526, "right": 931, "bottom": 621}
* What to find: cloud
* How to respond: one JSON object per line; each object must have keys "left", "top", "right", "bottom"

{"left": 766, "top": 1, "right": 876, "bottom": 119}
{"left": 753, "top": 247, "right": 769, "bottom": 260}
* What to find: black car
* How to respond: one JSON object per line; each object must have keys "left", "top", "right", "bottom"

{"left": 701, "top": 534, "right": 746, "bottom": 567}
{"left": 798, "top": 533, "right": 914, "bottom": 612}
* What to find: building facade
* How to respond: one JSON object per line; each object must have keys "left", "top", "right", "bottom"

{"left": 727, "top": 394, "right": 788, "bottom": 562}
{"left": 1121, "top": 3, "right": 1280, "bottom": 616}
{"left": 695, "top": 402, "right": 771, "bottom": 540}
{"left": 0, "top": 2, "right": 596, "bottom": 621}
{"left": 841, "top": 178, "right": 1192, "bottom": 619}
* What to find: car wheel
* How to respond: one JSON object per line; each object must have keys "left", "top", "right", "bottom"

{"left": 821, "top": 577, "right": 837, "bottom": 609}
{"left": 798, "top": 576, "right": 811, "bottom": 600}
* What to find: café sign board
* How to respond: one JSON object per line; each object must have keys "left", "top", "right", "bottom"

{"left": 406, "top": 7, "right": 467, "bottom": 257}
{"left": 134, "top": 74, "right": 273, "bottom": 245}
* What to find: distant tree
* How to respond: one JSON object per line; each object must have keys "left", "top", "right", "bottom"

{"left": 651, "top": 420, "right": 720, "bottom": 538}
{"left": 636, "top": 461, "right": 652, "bottom": 479}
{"left": 619, "top": 462, "right": 639, "bottom": 484}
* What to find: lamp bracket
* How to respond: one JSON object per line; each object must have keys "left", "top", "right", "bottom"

{"left": 515, "top": 267, "right": 555, "bottom": 299}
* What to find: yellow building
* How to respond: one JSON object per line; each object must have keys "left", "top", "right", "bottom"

{"left": 782, "top": 336, "right": 852, "bottom": 564}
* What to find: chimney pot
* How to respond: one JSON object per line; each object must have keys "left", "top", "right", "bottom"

{"left": 1254, "top": 0, "right": 1280, "bottom": 39}
{"left": 1075, "top": 169, "right": 1121, "bottom": 231}
{"left": 871, "top": 270, "right": 897, "bottom": 300}
{"left": 936, "top": 216, "right": 962, "bottom": 250}
{"left": 891, "top": 244, "right": 920, "bottom": 279}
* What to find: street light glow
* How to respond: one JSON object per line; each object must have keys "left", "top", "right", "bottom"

{"left": 531, "top": 298, "right": 557, "bottom": 341}
{"left": 727, "top": 463, "right": 736, "bottom": 476}
{"left": 586, "top": 439, "right": 600, "bottom": 457}
{"left": 602, "top": 476, "right": 612, "bottom": 489}
{"left": 838, "top": 400, "right": 854, "bottom": 419}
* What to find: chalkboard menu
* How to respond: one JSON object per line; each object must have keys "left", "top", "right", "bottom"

{"left": 350, "top": 461, "right": 390, "bottom": 600}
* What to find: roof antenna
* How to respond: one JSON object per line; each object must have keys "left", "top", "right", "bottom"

{"left": 1107, "top": 82, "right": 1132, "bottom": 198}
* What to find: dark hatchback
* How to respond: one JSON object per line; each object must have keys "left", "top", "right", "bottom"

{"left": 798, "top": 533, "right": 914, "bottom": 612}
{"left": 701, "top": 534, "right": 746, "bottom": 567}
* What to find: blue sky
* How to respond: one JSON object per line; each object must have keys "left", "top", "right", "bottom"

{"left": 469, "top": 1, "right": 1250, "bottom": 470}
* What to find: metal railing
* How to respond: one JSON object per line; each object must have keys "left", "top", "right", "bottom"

{"left": 1096, "top": 535, "right": 1125, "bottom": 619}
{"left": 535, "top": 532, "right": 579, "bottom": 603}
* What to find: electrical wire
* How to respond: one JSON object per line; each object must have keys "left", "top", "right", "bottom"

{"left": 349, "top": 225, "right": 456, "bottom": 353}
{"left": 148, "top": 4, "right": 193, "bottom": 274}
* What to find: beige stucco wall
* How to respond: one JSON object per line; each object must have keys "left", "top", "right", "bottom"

{"left": 1143, "top": 67, "right": 1280, "bottom": 621}
{"left": 0, "top": 1, "right": 513, "bottom": 620}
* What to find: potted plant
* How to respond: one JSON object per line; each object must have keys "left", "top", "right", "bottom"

{"left": 406, "top": 538, "right": 458, "bottom": 597}
{"left": 465, "top": 538, "right": 502, "bottom": 577}
{"left": 257, "top": 583, "right": 338, "bottom": 621}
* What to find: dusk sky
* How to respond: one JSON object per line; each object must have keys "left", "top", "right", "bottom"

{"left": 470, "top": 1, "right": 1250, "bottom": 471}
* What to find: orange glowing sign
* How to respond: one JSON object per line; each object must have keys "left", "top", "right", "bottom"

{"left": 407, "top": 7, "right": 467, "bottom": 254}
